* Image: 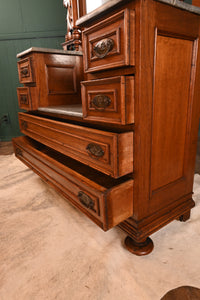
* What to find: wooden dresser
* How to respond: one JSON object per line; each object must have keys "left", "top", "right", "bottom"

{"left": 12, "top": 0, "right": 200, "bottom": 255}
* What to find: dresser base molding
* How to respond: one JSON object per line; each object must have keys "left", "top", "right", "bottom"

{"left": 119, "top": 198, "right": 194, "bottom": 247}
{"left": 124, "top": 236, "right": 154, "bottom": 256}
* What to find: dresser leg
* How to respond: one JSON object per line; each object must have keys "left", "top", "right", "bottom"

{"left": 177, "top": 210, "right": 191, "bottom": 222}
{"left": 124, "top": 236, "right": 154, "bottom": 256}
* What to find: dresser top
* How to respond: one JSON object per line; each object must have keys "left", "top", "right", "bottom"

{"left": 76, "top": 0, "right": 200, "bottom": 26}
{"left": 17, "top": 47, "right": 83, "bottom": 58}
{"left": 38, "top": 105, "right": 83, "bottom": 118}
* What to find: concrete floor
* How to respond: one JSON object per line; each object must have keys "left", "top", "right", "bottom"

{"left": 0, "top": 141, "right": 14, "bottom": 155}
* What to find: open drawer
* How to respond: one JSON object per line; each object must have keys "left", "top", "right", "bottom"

{"left": 12, "top": 136, "right": 134, "bottom": 231}
{"left": 18, "top": 112, "right": 133, "bottom": 178}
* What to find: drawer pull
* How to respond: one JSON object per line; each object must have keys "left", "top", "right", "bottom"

{"left": 21, "top": 120, "right": 28, "bottom": 130}
{"left": 20, "top": 95, "right": 28, "bottom": 105}
{"left": 86, "top": 143, "right": 104, "bottom": 158}
{"left": 78, "top": 191, "right": 95, "bottom": 209}
{"left": 91, "top": 95, "right": 111, "bottom": 110}
{"left": 16, "top": 147, "right": 23, "bottom": 156}
{"left": 21, "top": 67, "right": 29, "bottom": 77}
{"left": 93, "top": 38, "right": 114, "bottom": 58}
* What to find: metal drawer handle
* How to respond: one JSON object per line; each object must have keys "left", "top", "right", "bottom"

{"left": 91, "top": 94, "right": 111, "bottom": 110}
{"left": 78, "top": 191, "right": 94, "bottom": 210}
{"left": 21, "top": 120, "right": 28, "bottom": 130}
{"left": 21, "top": 67, "right": 29, "bottom": 77}
{"left": 93, "top": 38, "right": 114, "bottom": 58}
{"left": 20, "top": 95, "right": 28, "bottom": 105}
{"left": 86, "top": 143, "right": 104, "bottom": 158}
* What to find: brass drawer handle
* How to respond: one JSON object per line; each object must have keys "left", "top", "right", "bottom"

{"left": 86, "top": 143, "right": 104, "bottom": 158}
{"left": 21, "top": 67, "right": 29, "bottom": 77}
{"left": 20, "top": 95, "right": 28, "bottom": 105}
{"left": 21, "top": 120, "right": 28, "bottom": 130}
{"left": 78, "top": 191, "right": 95, "bottom": 210}
{"left": 91, "top": 95, "right": 111, "bottom": 110}
{"left": 16, "top": 147, "right": 23, "bottom": 156}
{"left": 93, "top": 38, "right": 114, "bottom": 58}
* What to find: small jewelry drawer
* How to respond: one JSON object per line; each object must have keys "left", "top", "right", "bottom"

{"left": 12, "top": 136, "right": 134, "bottom": 231}
{"left": 82, "top": 9, "right": 135, "bottom": 73}
{"left": 18, "top": 112, "right": 133, "bottom": 178}
{"left": 17, "top": 87, "right": 38, "bottom": 111}
{"left": 81, "top": 76, "right": 134, "bottom": 124}
{"left": 17, "top": 57, "right": 35, "bottom": 84}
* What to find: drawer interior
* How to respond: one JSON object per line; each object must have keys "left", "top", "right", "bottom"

{"left": 29, "top": 109, "right": 134, "bottom": 133}
{"left": 13, "top": 136, "right": 134, "bottom": 230}
{"left": 16, "top": 136, "right": 132, "bottom": 188}
{"left": 19, "top": 111, "right": 133, "bottom": 177}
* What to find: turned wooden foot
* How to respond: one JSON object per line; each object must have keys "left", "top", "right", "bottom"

{"left": 177, "top": 210, "right": 191, "bottom": 222}
{"left": 124, "top": 236, "right": 154, "bottom": 256}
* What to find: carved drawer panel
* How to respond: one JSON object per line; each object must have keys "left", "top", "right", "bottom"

{"left": 82, "top": 9, "right": 135, "bottom": 73}
{"left": 18, "top": 112, "right": 133, "bottom": 178}
{"left": 17, "top": 57, "right": 35, "bottom": 83}
{"left": 12, "top": 136, "right": 134, "bottom": 230}
{"left": 17, "top": 87, "right": 38, "bottom": 111}
{"left": 81, "top": 76, "right": 134, "bottom": 124}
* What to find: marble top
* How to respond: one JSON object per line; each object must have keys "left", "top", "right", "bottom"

{"left": 76, "top": 0, "right": 200, "bottom": 26}
{"left": 17, "top": 47, "right": 83, "bottom": 58}
{"left": 38, "top": 104, "right": 83, "bottom": 118}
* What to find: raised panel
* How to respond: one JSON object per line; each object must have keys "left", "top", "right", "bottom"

{"left": 151, "top": 34, "right": 193, "bottom": 192}
{"left": 17, "top": 87, "right": 30, "bottom": 110}
{"left": 83, "top": 9, "right": 135, "bottom": 73}
{"left": 17, "top": 57, "right": 35, "bottom": 83}
{"left": 81, "top": 76, "right": 134, "bottom": 124}
{"left": 88, "top": 90, "right": 117, "bottom": 112}
{"left": 46, "top": 65, "right": 76, "bottom": 94}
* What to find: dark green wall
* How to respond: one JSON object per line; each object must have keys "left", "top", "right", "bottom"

{"left": 0, "top": 0, "right": 66, "bottom": 141}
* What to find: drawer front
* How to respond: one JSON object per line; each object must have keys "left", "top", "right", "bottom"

{"left": 17, "top": 87, "right": 38, "bottom": 111}
{"left": 17, "top": 87, "right": 31, "bottom": 110}
{"left": 12, "top": 136, "right": 134, "bottom": 230}
{"left": 17, "top": 57, "right": 35, "bottom": 83}
{"left": 83, "top": 9, "right": 135, "bottom": 73}
{"left": 18, "top": 113, "right": 133, "bottom": 178}
{"left": 81, "top": 76, "right": 134, "bottom": 124}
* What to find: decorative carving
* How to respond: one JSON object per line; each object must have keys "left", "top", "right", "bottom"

{"left": 21, "top": 120, "right": 28, "bottom": 130}
{"left": 93, "top": 38, "right": 114, "bottom": 58}
{"left": 91, "top": 94, "right": 111, "bottom": 110}
{"left": 16, "top": 147, "right": 23, "bottom": 157}
{"left": 20, "top": 95, "right": 28, "bottom": 105}
{"left": 63, "top": 0, "right": 81, "bottom": 51}
{"left": 86, "top": 143, "right": 104, "bottom": 158}
{"left": 78, "top": 191, "right": 95, "bottom": 210}
{"left": 21, "top": 67, "right": 29, "bottom": 77}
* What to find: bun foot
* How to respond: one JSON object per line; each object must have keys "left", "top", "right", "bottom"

{"left": 124, "top": 236, "right": 154, "bottom": 256}
{"left": 177, "top": 210, "right": 191, "bottom": 222}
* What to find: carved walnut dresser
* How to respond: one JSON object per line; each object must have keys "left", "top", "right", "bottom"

{"left": 12, "top": 0, "right": 200, "bottom": 255}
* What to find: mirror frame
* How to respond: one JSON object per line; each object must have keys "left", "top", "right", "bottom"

{"left": 63, "top": 0, "right": 86, "bottom": 51}
{"left": 62, "top": 0, "right": 108, "bottom": 51}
